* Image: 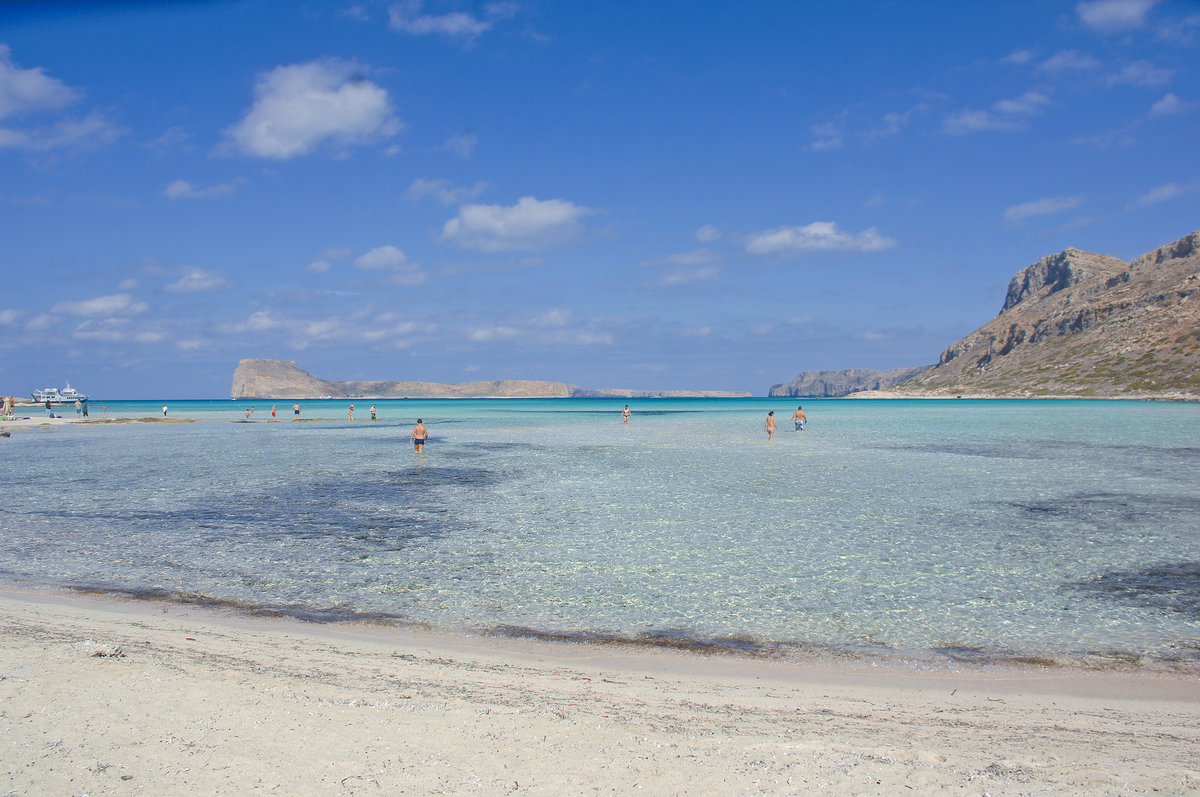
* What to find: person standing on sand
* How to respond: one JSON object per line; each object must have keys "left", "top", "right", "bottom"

{"left": 792, "top": 405, "right": 807, "bottom": 431}
{"left": 411, "top": 418, "right": 428, "bottom": 453}
{"left": 348, "top": 403, "right": 355, "bottom": 421}
{"left": 74, "top": 399, "right": 82, "bottom": 418}
{"left": 765, "top": 410, "right": 778, "bottom": 442}
{"left": 271, "top": 404, "right": 276, "bottom": 419}
{"left": 622, "top": 405, "right": 631, "bottom": 424}
{"left": 370, "top": 404, "right": 377, "bottom": 421}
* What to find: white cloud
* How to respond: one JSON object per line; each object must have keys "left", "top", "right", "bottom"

{"left": 355, "top": 245, "right": 428, "bottom": 285}
{"left": 407, "top": 177, "right": 488, "bottom": 205}
{"left": 388, "top": 1, "right": 516, "bottom": 43}
{"left": 1002, "top": 195, "right": 1086, "bottom": 225}
{"left": 1107, "top": 61, "right": 1173, "bottom": 87}
{"left": 223, "top": 59, "right": 401, "bottom": 159}
{"left": 745, "top": 222, "right": 897, "bottom": 256}
{"left": 51, "top": 294, "right": 148, "bottom": 317}
{"left": 354, "top": 245, "right": 407, "bottom": 270}
{"left": 0, "top": 44, "right": 78, "bottom": 119}
{"left": 165, "top": 269, "right": 229, "bottom": 293}
{"left": 164, "top": 178, "right": 243, "bottom": 199}
{"left": 1038, "top": 50, "right": 1100, "bottom": 74}
{"left": 809, "top": 121, "right": 843, "bottom": 151}
{"left": 695, "top": 224, "right": 721, "bottom": 243}
{"left": 1077, "top": 0, "right": 1161, "bottom": 32}
{"left": 1149, "top": 92, "right": 1187, "bottom": 116}
{"left": 1003, "top": 49, "right": 1036, "bottom": 65}
{"left": 0, "top": 309, "right": 24, "bottom": 325}
{"left": 440, "top": 196, "right": 594, "bottom": 252}
{"left": 306, "top": 247, "right": 353, "bottom": 273}
{"left": 945, "top": 91, "right": 1052, "bottom": 135}
{"left": 443, "top": 132, "right": 478, "bottom": 158}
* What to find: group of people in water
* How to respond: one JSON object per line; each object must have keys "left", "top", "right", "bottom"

{"left": 222, "top": 402, "right": 806, "bottom": 452}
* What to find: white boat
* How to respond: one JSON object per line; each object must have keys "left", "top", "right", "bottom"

{"left": 31, "top": 382, "right": 89, "bottom": 404}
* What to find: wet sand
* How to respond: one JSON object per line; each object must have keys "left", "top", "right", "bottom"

{"left": 1, "top": 587, "right": 1197, "bottom": 795}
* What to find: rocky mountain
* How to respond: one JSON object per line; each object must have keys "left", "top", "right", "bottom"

{"left": 891, "top": 230, "right": 1200, "bottom": 398}
{"left": 230, "top": 359, "right": 752, "bottom": 399}
{"left": 769, "top": 367, "right": 931, "bottom": 398}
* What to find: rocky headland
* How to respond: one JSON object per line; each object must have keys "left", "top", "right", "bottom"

{"left": 769, "top": 367, "right": 931, "bottom": 398}
{"left": 230, "top": 360, "right": 751, "bottom": 399}
{"left": 886, "top": 230, "right": 1200, "bottom": 399}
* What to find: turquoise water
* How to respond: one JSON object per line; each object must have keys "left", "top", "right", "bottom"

{"left": 2, "top": 398, "right": 1198, "bottom": 670}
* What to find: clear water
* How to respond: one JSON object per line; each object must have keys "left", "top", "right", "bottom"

{"left": 3, "top": 398, "right": 1199, "bottom": 670}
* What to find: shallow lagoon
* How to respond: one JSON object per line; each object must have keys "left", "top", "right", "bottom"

{"left": 3, "top": 398, "right": 1198, "bottom": 670}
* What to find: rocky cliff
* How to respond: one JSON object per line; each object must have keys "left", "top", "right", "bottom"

{"left": 769, "top": 367, "right": 931, "bottom": 398}
{"left": 231, "top": 360, "right": 572, "bottom": 399}
{"left": 230, "top": 360, "right": 751, "bottom": 399}
{"left": 893, "top": 230, "right": 1200, "bottom": 398}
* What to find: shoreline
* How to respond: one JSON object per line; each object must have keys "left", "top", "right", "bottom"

{"left": 2, "top": 585, "right": 1198, "bottom": 794}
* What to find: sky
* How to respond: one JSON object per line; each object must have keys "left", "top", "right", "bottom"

{"left": 2, "top": 0, "right": 1198, "bottom": 398}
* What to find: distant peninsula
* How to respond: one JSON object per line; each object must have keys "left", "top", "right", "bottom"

{"left": 230, "top": 360, "right": 751, "bottom": 399}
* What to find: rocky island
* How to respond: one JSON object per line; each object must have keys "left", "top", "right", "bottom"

{"left": 230, "top": 359, "right": 750, "bottom": 399}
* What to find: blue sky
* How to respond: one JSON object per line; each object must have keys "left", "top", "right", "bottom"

{"left": 2, "top": 0, "right": 1198, "bottom": 398}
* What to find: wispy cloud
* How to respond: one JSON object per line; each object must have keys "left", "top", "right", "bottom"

{"left": 745, "top": 222, "right": 897, "bottom": 256}
{"left": 163, "top": 178, "right": 244, "bottom": 199}
{"left": 306, "top": 247, "right": 353, "bottom": 274}
{"left": 1037, "top": 50, "right": 1100, "bottom": 75}
{"left": 1077, "top": 0, "right": 1161, "bottom": 32}
{"left": 354, "top": 245, "right": 427, "bottom": 285}
{"left": 442, "top": 132, "right": 478, "bottom": 158}
{"left": 1002, "top": 195, "right": 1086, "bottom": 225}
{"left": 165, "top": 269, "right": 229, "bottom": 293}
{"left": 1107, "top": 60, "right": 1173, "bottom": 87}
{"left": 945, "top": 91, "right": 1052, "bottom": 134}
{"left": 223, "top": 59, "right": 401, "bottom": 159}
{"left": 440, "top": 196, "right": 594, "bottom": 252}
{"left": 407, "top": 177, "right": 488, "bottom": 205}
{"left": 51, "top": 294, "right": 148, "bottom": 317}
{"left": 1129, "top": 180, "right": 1199, "bottom": 208}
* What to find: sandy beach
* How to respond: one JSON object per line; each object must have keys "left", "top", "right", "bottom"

{"left": 1, "top": 588, "right": 1197, "bottom": 795}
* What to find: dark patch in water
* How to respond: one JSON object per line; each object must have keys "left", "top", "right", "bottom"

{"left": 1003, "top": 492, "right": 1200, "bottom": 528}
{"left": 1066, "top": 562, "right": 1200, "bottom": 618}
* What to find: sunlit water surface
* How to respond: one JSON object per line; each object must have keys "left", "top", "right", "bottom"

{"left": 3, "top": 398, "right": 1198, "bottom": 670}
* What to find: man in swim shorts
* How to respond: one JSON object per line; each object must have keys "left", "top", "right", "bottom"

{"left": 411, "top": 418, "right": 428, "bottom": 452}
{"left": 293, "top": 403, "right": 300, "bottom": 418}
{"left": 792, "top": 405, "right": 807, "bottom": 431}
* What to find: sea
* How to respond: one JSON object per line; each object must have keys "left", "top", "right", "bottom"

{"left": 3, "top": 397, "right": 1198, "bottom": 671}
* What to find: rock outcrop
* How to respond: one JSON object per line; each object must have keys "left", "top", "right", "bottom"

{"left": 230, "top": 360, "right": 751, "bottom": 399}
{"left": 769, "top": 367, "right": 931, "bottom": 398}
{"left": 892, "top": 230, "right": 1200, "bottom": 398}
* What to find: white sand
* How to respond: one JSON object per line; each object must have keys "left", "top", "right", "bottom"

{"left": 1, "top": 587, "right": 1197, "bottom": 795}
